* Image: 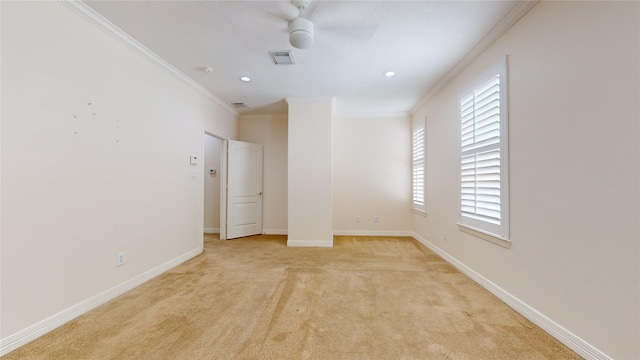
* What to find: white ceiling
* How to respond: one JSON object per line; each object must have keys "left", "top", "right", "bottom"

{"left": 83, "top": 0, "right": 527, "bottom": 116}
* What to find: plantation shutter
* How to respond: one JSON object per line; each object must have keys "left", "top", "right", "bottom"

{"left": 459, "top": 72, "right": 504, "bottom": 228}
{"left": 412, "top": 120, "right": 425, "bottom": 212}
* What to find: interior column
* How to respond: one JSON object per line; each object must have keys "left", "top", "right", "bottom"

{"left": 285, "top": 97, "right": 334, "bottom": 247}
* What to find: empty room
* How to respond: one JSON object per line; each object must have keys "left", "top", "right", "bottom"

{"left": 1, "top": 1, "right": 638, "bottom": 359}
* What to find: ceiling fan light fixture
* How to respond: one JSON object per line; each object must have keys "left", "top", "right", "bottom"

{"left": 288, "top": 17, "right": 314, "bottom": 49}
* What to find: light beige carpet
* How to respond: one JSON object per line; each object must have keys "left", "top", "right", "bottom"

{"left": 2, "top": 235, "right": 581, "bottom": 359}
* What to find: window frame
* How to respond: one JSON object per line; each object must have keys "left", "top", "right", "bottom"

{"left": 412, "top": 116, "right": 426, "bottom": 214}
{"left": 457, "top": 57, "right": 510, "bottom": 246}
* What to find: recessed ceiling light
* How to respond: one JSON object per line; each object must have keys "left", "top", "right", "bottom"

{"left": 240, "top": 76, "right": 251, "bottom": 82}
{"left": 384, "top": 71, "right": 396, "bottom": 77}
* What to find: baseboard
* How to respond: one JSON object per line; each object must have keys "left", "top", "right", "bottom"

{"left": 263, "top": 230, "right": 413, "bottom": 237}
{"left": 410, "top": 232, "right": 611, "bottom": 360}
{"left": 333, "top": 230, "right": 413, "bottom": 237}
{"left": 263, "top": 229, "right": 288, "bottom": 235}
{"left": 0, "top": 247, "right": 203, "bottom": 357}
{"left": 287, "top": 239, "right": 333, "bottom": 247}
{"left": 204, "top": 228, "right": 220, "bottom": 234}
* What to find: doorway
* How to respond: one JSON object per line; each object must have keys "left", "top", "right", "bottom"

{"left": 202, "top": 130, "right": 263, "bottom": 242}
{"left": 203, "top": 133, "right": 222, "bottom": 234}
{"left": 203, "top": 130, "right": 228, "bottom": 240}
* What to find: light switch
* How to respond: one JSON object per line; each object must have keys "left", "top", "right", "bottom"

{"left": 190, "top": 155, "right": 198, "bottom": 165}
{"left": 190, "top": 170, "right": 197, "bottom": 179}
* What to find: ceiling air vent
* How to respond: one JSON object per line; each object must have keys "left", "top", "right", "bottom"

{"left": 270, "top": 51, "right": 296, "bottom": 65}
{"left": 232, "top": 102, "right": 249, "bottom": 109}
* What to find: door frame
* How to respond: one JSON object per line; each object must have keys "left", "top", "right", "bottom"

{"left": 202, "top": 128, "right": 229, "bottom": 241}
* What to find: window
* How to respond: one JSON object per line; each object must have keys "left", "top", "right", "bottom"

{"left": 412, "top": 117, "right": 426, "bottom": 213}
{"left": 458, "top": 57, "right": 509, "bottom": 243}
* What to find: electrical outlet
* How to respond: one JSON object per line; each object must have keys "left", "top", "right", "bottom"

{"left": 355, "top": 216, "right": 361, "bottom": 223}
{"left": 374, "top": 216, "right": 379, "bottom": 223}
{"left": 116, "top": 252, "right": 125, "bottom": 266}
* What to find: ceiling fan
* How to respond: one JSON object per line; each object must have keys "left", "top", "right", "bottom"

{"left": 284, "top": 0, "right": 378, "bottom": 50}
{"left": 288, "top": 0, "right": 314, "bottom": 49}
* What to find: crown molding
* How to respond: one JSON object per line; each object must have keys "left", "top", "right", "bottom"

{"left": 59, "top": 0, "right": 238, "bottom": 117}
{"left": 240, "top": 114, "right": 288, "bottom": 121}
{"left": 239, "top": 111, "right": 411, "bottom": 119}
{"left": 411, "top": 0, "right": 538, "bottom": 114}
{"left": 333, "top": 112, "right": 411, "bottom": 119}
{"left": 284, "top": 96, "right": 336, "bottom": 104}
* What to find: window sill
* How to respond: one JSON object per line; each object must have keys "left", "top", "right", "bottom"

{"left": 457, "top": 223, "right": 511, "bottom": 249}
{"left": 412, "top": 208, "right": 427, "bottom": 217}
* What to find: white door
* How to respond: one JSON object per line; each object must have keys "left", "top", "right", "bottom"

{"left": 226, "top": 140, "right": 263, "bottom": 239}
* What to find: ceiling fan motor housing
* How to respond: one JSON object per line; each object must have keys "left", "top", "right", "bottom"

{"left": 293, "top": 0, "right": 310, "bottom": 10}
{"left": 289, "top": 17, "right": 314, "bottom": 49}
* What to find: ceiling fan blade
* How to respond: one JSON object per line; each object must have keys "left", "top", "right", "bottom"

{"left": 307, "top": 1, "right": 379, "bottom": 43}
{"left": 319, "top": 23, "right": 378, "bottom": 42}
{"left": 264, "top": 0, "right": 301, "bottom": 22}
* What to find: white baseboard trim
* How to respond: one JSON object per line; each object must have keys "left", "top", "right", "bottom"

{"left": 263, "top": 229, "right": 288, "bottom": 235}
{"left": 204, "top": 228, "right": 220, "bottom": 234}
{"left": 333, "top": 230, "right": 413, "bottom": 237}
{"left": 0, "top": 247, "right": 203, "bottom": 357}
{"left": 263, "top": 230, "right": 414, "bottom": 237}
{"left": 410, "top": 232, "right": 611, "bottom": 360}
{"left": 287, "top": 239, "right": 333, "bottom": 247}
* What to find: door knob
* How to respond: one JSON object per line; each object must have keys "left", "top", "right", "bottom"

{"left": 258, "top": 192, "right": 263, "bottom": 195}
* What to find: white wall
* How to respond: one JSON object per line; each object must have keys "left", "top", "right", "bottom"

{"left": 0, "top": 1, "right": 237, "bottom": 345}
{"left": 238, "top": 115, "right": 288, "bottom": 234}
{"left": 333, "top": 116, "right": 411, "bottom": 235}
{"left": 203, "top": 134, "right": 222, "bottom": 232}
{"left": 411, "top": 1, "right": 639, "bottom": 358}
{"left": 239, "top": 114, "right": 412, "bottom": 236}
